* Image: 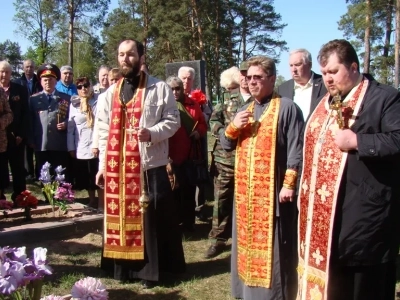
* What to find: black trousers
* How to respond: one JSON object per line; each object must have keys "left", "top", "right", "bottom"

{"left": 327, "top": 262, "right": 396, "bottom": 300}
{"left": 7, "top": 141, "right": 26, "bottom": 200}
{"left": 25, "top": 144, "right": 37, "bottom": 177}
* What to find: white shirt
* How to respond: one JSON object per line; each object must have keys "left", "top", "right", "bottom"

{"left": 293, "top": 74, "right": 314, "bottom": 120}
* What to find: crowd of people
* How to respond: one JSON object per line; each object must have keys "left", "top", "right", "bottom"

{"left": 0, "top": 37, "right": 399, "bottom": 300}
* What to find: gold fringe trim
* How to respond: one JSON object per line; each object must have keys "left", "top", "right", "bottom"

{"left": 297, "top": 265, "right": 326, "bottom": 288}
{"left": 103, "top": 250, "right": 144, "bottom": 260}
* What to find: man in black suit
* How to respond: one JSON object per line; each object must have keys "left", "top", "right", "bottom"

{"left": 0, "top": 60, "right": 30, "bottom": 201}
{"left": 14, "top": 59, "right": 43, "bottom": 180}
{"left": 277, "top": 48, "right": 327, "bottom": 120}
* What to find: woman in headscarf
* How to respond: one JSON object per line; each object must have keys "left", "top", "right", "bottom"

{"left": 67, "top": 76, "right": 103, "bottom": 209}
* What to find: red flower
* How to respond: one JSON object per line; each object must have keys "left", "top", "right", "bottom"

{"left": 190, "top": 89, "right": 207, "bottom": 105}
{"left": 16, "top": 190, "right": 38, "bottom": 209}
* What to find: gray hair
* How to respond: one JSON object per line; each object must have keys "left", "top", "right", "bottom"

{"left": 60, "top": 65, "right": 73, "bottom": 73}
{"left": 166, "top": 76, "right": 184, "bottom": 89}
{"left": 0, "top": 61, "right": 12, "bottom": 71}
{"left": 23, "top": 59, "right": 35, "bottom": 68}
{"left": 290, "top": 48, "right": 312, "bottom": 65}
{"left": 178, "top": 66, "right": 195, "bottom": 78}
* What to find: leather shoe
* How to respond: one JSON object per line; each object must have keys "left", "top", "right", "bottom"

{"left": 140, "top": 279, "right": 156, "bottom": 289}
{"left": 204, "top": 243, "right": 225, "bottom": 259}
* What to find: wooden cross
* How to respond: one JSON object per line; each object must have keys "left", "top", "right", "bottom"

{"left": 329, "top": 94, "right": 345, "bottom": 129}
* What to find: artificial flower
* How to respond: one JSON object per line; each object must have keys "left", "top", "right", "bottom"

{"left": 15, "top": 191, "right": 38, "bottom": 209}
{"left": 71, "top": 277, "right": 108, "bottom": 300}
{"left": 0, "top": 199, "right": 13, "bottom": 210}
{"left": 190, "top": 89, "right": 207, "bottom": 105}
{"left": 41, "top": 296, "right": 65, "bottom": 300}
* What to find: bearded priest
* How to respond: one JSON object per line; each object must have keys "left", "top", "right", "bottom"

{"left": 96, "top": 38, "right": 186, "bottom": 288}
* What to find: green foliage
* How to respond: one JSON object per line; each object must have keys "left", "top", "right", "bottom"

{"left": 0, "top": 40, "right": 22, "bottom": 77}
{"left": 338, "top": 0, "right": 396, "bottom": 85}
{"left": 13, "top": 0, "right": 61, "bottom": 63}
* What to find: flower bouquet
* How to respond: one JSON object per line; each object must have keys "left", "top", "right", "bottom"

{"left": 0, "top": 246, "right": 52, "bottom": 300}
{"left": 190, "top": 89, "right": 207, "bottom": 105}
{"left": 15, "top": 191, "right": 39, "bottom": 220}
{"left": 39, "top": 163, "right": 74, "bottom": 217}
{"left": 0, "top": 199, "right": 13, "bottom": 218}
{"left": 40, "top": 277, "right": 108, "bottom": 300}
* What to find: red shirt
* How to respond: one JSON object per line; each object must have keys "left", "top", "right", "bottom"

{"left": 169, "top": 96, "right": 207, "bottom": 165}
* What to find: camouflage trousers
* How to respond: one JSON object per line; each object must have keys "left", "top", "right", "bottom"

{"left": 208, "top": 162, "right": 234, "bottom": 244}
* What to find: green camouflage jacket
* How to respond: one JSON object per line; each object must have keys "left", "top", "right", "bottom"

{"left": 210, "top": 90, "right": 250, "bottom": 166}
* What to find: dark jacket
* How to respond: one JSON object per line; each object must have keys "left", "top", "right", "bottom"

{"left": 277, "top": 72, "right": 327, "bottom": 117}
{"left": 333, "top": 74, "right": 400, "bottom": 266}
{"left": 6, "top": 81, "right": 30, "bottom": 145}
{"left": 14, "top": 73, "right": 43, "bottom": 96}
{"left": 29, "top": 90, "right": 71, "bottom": 151}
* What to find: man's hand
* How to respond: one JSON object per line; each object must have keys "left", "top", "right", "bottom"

{"left": 69, "top": 151, "right": 76, "bottom": 158}
{"left": 92, "top": 148, "right": 99, "bottom": 158}
{"left": 189, "top": 130, "right": 200, "bottom": 140}
{"left": 279, "top": 187, "right": 295, "bottom": 203}
{"left": 57, "top": 122, "right": 66, "bottom": 131}
{"left": 138, "top": 128, "right": 151, "bottom": 142}
{"left": 96, "top": 170, "right": 105, "bottom": 189}
{"left": 233, "top": 111, "right": 252, "bottom": 129}
{"left": 334, "top": 129, "right": 357, "bottom": 151}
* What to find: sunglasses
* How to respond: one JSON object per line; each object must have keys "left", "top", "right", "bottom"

{"left": 171, "top": 87, "right": 181, "bottom": 92}
{"left": 245, "top": 75, "right": 264, "bottom": 82}
{"left": 77, "top": 84, "right": 90, "bottom": 90}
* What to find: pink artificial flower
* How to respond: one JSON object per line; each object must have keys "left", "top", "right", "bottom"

{"left": 71, "top": 277, "right": 108, "bottom": 300}
{"left": 40, "top": 296, "right": 65, "bottom": 300}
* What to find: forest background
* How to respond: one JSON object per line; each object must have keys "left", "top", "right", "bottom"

{"left": 1, "top": 0, "right": 400, "bottom": 101}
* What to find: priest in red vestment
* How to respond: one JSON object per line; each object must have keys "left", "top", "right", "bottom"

{"left": 96, "top": 38, "right": 186, "bottom": 288}
{"left": 297, "top": 39, "right": 400, "bottom": 300}
{"left": 220, "top": 55, "right": 304, "bottom": 300}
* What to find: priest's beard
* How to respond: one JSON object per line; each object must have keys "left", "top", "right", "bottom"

{"left": 120, "top": 62, "right": 141, "bottom": 80}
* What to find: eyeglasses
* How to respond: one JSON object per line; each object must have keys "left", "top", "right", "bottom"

{"left": 171, "top": 87, "right": 181, "bottom": 92}
{"left": 245, "top": 75, "right": 265, "bottom": 82}
{"left": 77, "top": 84, "right": 90, "bottom": 90}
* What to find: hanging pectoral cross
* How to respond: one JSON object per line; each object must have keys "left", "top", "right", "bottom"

{"left": 329, "top": 94, "right": 346, "bottom": 130}
{"left": 126, "top": 116, "right": 139, "bottom": 142}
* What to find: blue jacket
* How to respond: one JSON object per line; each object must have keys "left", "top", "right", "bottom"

{"left": 55, "top": 81, "right": 78, "bottom": 96}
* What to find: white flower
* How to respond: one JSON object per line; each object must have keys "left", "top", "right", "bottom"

{"left": 14, "top": 247, "right": 27, "bottom": 263}
{"left": 71, "top": 277, "right": 108, "bottom": 300}
{"left": 33, "top": 248, "right": 47, "bottom": 265}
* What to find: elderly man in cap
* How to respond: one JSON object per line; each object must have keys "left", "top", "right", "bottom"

{"left": 205, "top": 62, "right": 252, "bottom": 258}
{"left": 56, "top": 65, "right": 78, "bottom": 96}
{"left": 29, "top": 64, "right": 71, "bottom": 178}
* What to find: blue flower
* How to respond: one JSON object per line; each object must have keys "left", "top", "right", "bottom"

{"left": 54, "top": 166, "right": 65, "bottom": 175}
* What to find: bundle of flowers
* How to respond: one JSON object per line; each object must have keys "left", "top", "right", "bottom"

{"left": 190, "top": 89, "right": 207, "bottom": 105}
{"left": 40, "top": 277, "right": 108, "bottom": 300}
{"left": 39, "top": 163, "right": 74, "bottom": 216}
{"left": 0, "top": 199, "right": 13, "bottom": 211}
{"left": 15, "top": 190, "right": 38, "bottom": 209}
{"left": 0, "top": 246, "right": 52, "bottom": 299}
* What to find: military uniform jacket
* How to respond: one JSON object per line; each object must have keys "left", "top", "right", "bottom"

{"left": 210, "top": 91, "right": 249, "bottom": 166}
{"left": 29, "top": 90, "right": 71, "bottom": 151}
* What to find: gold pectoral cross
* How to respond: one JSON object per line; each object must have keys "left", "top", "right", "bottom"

{"left": 329, "top": 95, "right": 346, "bottom": 129}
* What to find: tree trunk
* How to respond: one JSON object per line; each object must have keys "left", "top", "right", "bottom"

{"left": 68, "top": 0, "right": 74, "bottom": 67}
{"left": 214, "top": 0, "right": 221, "bottom": 100}
{"left": 142, "top": 0, "right": 148, "bottom": 59}
{"left": 241, "top": 0, "right": 247, "bottom": 61}
{"left": 395, "top": 0, "right": 400, "bottom": 88}
{"left": 364, "top": 0, "right": 371, "bottom": 73}
{"left": 191, "top": 0, "right": 211, "bottom": 101}
{"left": 382, "top": 0, "right": 394, "bottom": 84}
